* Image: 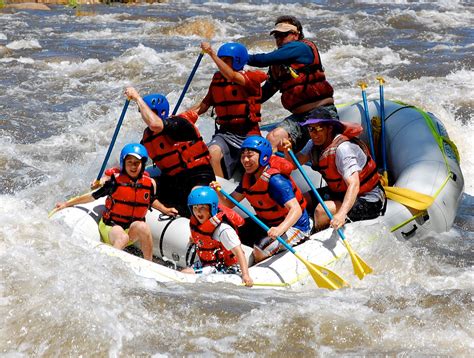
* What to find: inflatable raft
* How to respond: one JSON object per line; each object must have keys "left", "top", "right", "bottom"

{"left": 50, "top": 100, "right": 464, "bottom": 289}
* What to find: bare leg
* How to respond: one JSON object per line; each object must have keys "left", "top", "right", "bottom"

{"left": 253, "top": 248, "right": 268, "bottom": 263}
{"left": 108, "top": 225, "right": 130, "bottom": 250}
{"left": 208, "top": 144, "right": 225, "bottom": 178}
{"left": 181, "top": 267, "right": 196, "bottom": 274}
{"left": 128, "top": 221, "right": 153, "bottom": 261}
{"left": 266, "top": 127, "right": 290, "bottom": 152}
{"left": 314, "top": 200, "right": 341, "bottom": 231}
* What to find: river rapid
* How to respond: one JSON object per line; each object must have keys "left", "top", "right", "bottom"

{"left": 1, "top": 1, "right": 473, "bottom": 356}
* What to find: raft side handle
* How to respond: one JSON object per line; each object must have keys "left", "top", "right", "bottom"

{"left": 451, "top": 172, "right": 457, "bottom": 182}
{"left": 185, "top": 243, "right": 197, "bottom": 267}
{"left": 401, "top": 224, "right": 418, "bottom": 239}
{"left": 158, "top": 215, "right": 177, "bottom": 258}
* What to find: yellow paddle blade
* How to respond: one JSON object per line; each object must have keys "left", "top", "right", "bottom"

{"left": 383, "top": 186, "right": 434, "bottom": 211}
{"left": 295, "top": 253, "right": 349, "bottom": 290}
{"left": 343, "top": 240, "right": 373, "bottom": 280}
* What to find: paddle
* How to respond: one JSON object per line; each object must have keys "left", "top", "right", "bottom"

{"left": 383, "top": 186, "right": 434, "bottom": 211}
{"left": 287, "top": 149, "right": 373, "bottom": 280}
{"left": 376, "top": 76, "right": 388, "bottom": 186}
{"left": 358, "top": 81, "right": 377, "bottom": 163}
{"left": 171, "top": 52, "right": 204, "bottom": 115}
{"left": 92, "top": 99, "right": 130, "bottom": 188}
{"left": 217, "top": 187, "right": 348, "bottom": 290}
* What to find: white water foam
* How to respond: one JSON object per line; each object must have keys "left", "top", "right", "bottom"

{"left": 6, "top": 39, "right": 41, "bottom": 50}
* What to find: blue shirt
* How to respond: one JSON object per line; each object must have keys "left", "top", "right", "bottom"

{"left": 248, "top": 41, "right": 314, "bottom": 67}
{"left": 236, "top": 173, "right": 310, "bottom": 232}
{"left": 248, "top": 41, "right": 315, "bottom": 103}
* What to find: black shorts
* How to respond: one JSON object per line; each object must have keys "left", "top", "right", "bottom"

{"left": 236, "top": 218, "right": 267, "bottom": 247}
{"left": 156, "top": 165, "right": 215, "bottom": 217}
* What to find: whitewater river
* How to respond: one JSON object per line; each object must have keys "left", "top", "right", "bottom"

{"left": 1, "top": 1, "right": 473, "bottom": 355}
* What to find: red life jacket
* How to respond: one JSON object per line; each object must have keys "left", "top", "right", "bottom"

{"left": 270, "top": 39, "right": 334, "bottom": 112}
{"left": 312, "top": 122, "right": 380, "bottom": 194}
{"left": 102, "top": 171, "right": 153, "bottom": 226}
{"left": 141, "top": 114, "right": 210, "bottom": 176}
{"left": 240, "top": 156, "right": 306, "bottom": 227}
{"left": 209, "top": 71, "right": 262, "bottom": 136}
{"left": 189, "top": 205, "right": 245, "bottom": 267}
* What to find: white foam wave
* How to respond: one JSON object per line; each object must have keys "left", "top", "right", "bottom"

{"left": 0, "top": 33, "right": 7, "bottom": 41}
{"left": 386, "top": 8, "right": 472, "bottom": 30}
{"left": 355, "top": 0, "right": 466, "bottom": 9}
{"left": 67, "top": 27, "right": 116, "bottom": 40}
{"left": 118, "top": 43, "right": 167, "bottom": 66}
{"left": 6, "top": 39, "right": 42, "bottom": 50}
{"left": 46, "top": 58, "right": 101, "bottom": 73}
{"left": 432, "top": 43, "right": 474, "bottom": 51}
{"left": 324, "top": 44, "right": 410, "bottom": 78}
{"left": 417, "top": 9, "right": 472, "bottom": 29}
{"left": 0, "top": 56, "right": 35, "bottom": 64}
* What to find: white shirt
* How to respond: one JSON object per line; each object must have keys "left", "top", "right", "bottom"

{"left": 301, "top": 138, "right": 384, "bottom": 202}
{"left": 212, "top": 222, "right": 241, "bottom": 251}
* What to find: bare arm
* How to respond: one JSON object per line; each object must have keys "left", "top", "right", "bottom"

{"left": 201, "top": 42, "right": 246, "bottom": 85}
{"left": 151, "top": 199, "right": 179, "bottom": 216}
{"left": 331, "top": 172, "right": 360, "bottom": 229}
{"left": 267, "top": 197, "right": 302, "bottom": 239}
{"left": 124, "top": 87, "right": 165, "bottom": 133}
{"left": 220, "top": 190, "right": 245, "bottom": 209}
{"left": 209, "top": 181, "right": 245, "bottom": 208}
{"left": 282, "top": 139, "right": 310, "bottom": 166}
{"left": 231, "top": 245, "right": 253, "bottom": 287}
{"left": 55, "top": 192, "right": 95, "bottom": 212}
{"left": 188, "top": 101, "right": 210, "bottom": 116}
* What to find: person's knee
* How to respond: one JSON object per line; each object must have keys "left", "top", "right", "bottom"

{"left": 314, "top": 205, "right": 330, "bottom": 229}
{"left": 314, "top": 205, "right": 325, "bottom": 218}
{"left": 129, "top": 221, "right": 149, "bottom": 234}
{"left": 110, "top": 225, "right": 127, "bottom": 238}
{"left": 266, "top": 128, "right": 289, "bottom": 150}
{"left": 253, "top": 248, "right": 267, "bottom": 263}
{"left": 109, "top": 226, "right": 129, "bottom": 247}
{"left": 253, "top": 237, "right": 279, "bottom": 263}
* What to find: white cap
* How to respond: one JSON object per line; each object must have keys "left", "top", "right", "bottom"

{"left": 270, "top": 23, "right": 298, "bottom": 35}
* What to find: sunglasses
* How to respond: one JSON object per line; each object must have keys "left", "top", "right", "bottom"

{"left": 307, "top": 126, "right": 325, "bottom": 133}
{"left": 273, "top": 32, "right": 293, "bottom": 39}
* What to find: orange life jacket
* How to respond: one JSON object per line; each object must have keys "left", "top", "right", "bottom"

{"left": 312, "top": 122, "right": 380, "bottom": 194}
{"left": 240, "top": 156, "right": 306, "bottom": 227}
{"left": 102, "top": 171, "right": 153, "bottom": 226}
{"left": 141, "top": 114, "right": 210, "bottom": 176}
{"left": 209, "top": 71, "right": 262, "bottom": 136}
{"left": 270, "top": 39, "right": 334, "bottom": 112}
{"left": 189, "top": 205, "right": 245, "bottom": 267}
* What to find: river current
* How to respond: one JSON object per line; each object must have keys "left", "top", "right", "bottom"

{"left": 1, "top": 1, "right": 473, "bottom": 356}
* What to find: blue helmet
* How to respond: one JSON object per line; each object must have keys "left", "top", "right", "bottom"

{"left": 120, "top": 143, "right": 149, "bottom": 170}
{"left": 241, "top": 135, "right": 273, "bottom": 166}
{"left": 143, "top": 93, "right": 169, "bottom": 120}
{"left": 187, "top": 186, "right": 219, "bottom": 216}
{"left": 217, "top": 42, "right": 248, "bottom": 71}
